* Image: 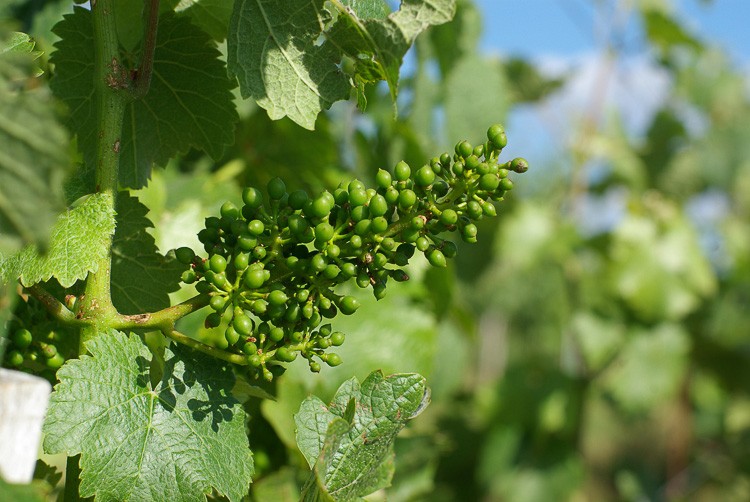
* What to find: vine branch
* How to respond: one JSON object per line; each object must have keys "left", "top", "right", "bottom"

{"left": 132, "top": 0, "right": 160, "bottom": 99}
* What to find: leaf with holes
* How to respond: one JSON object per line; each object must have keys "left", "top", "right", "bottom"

{"left": 43, "top": 331, "right": 254, "bottom": 501}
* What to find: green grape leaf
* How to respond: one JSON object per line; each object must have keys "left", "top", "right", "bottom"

{"left": 0, "top": 193, "right": 116, "bottom": 288}
{"left": 110, "top": 193, "right": 184, "bottom": 314}
{"left": 228, "top": 0, "right": 455, "bottom": 129}
{"left": 227, "top": 0, "right": 351, "bottom": 130}
{"left": 0, "top": 45, "right": 67, "bottom": 256}
{"left": 43, "top": 331, "right": 254, "bottom": 501}
{"left": 50, "top": 8, "right": 237, "bottom": 190}
{"left": 295, "top": 371, "right": 430, "bottom": 501}
{"left": 327, "top": 0, "right": 456, "bottom": 103}
{"left": 175, "top": 0, "right": 233, "bottom": 41}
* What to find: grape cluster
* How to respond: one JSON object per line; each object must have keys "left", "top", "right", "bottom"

{"left": 2, "top": 295, "right": 76, "bottom": 379}
{"left": 177, "top": 124, "right": 528, "bottom": 380}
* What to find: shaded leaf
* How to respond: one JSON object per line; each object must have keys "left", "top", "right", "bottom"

{"left": 43, "top": 331, "right": 254, "bottom": 501}
{"left": 0, "top": 192, "right": 116, "bottom": 288}
{"left": 50, "top": 8, "right": 237, "bottom": 190}
{"left": 110, "top": 193, "right": 184, "bottom": 314}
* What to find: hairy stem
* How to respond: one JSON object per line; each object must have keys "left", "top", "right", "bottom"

{"left": 79, "top": 0, "right": 129, "bottom": 349}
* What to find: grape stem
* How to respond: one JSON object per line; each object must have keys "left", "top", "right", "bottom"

{"left": 162, "top": 329, "right": 248, "bottom": 365}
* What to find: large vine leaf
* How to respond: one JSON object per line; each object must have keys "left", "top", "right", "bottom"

{"left": 0, "top": 34, "right": 67, "bottom": 255}
{"left": 50, "top": 8, "right": 237, "bottom": 190}
{"left": 110, "top": 193, "right": 184, "bottom": 314}
{"left": 43, "top": 331, "right": 254, "bottom": 501}
{"left": 228, "top": 0, "right": 455, "bottom": 130}
{"left": 0, "top": 192, "right": 115, "bottom": 287}
{"left": 295, "top": 371, "right": 430, "bottom": 501}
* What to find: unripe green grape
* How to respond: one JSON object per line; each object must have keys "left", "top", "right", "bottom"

{"left": 398, "top": 189, "right": 417, "bottom": 209}
{"left": 356, "top": 270, "right": 370, "bottom": 288}
{"left": 338, "top": 296, "right": 360, "bottom": 315}
{"left": 287, "top": 214, "right": 308, "bottom": 236}
{"left": 242, "top": 342, "right": 258, "bottom": 355}
{"left": 479, "top": 173, "right": 500, "bottom": 191}
{"left": 310, "top": 253, "right": 327, "bottom": 272}
{"left": 317, "top": 337, "right": 331, "bottom": 349}
{"left": 205, "top": 216, "right": 221, "bottom": 229}
{"left": 268, "top": 290, "right": 288, "bottom": 306}
{"left": 221, "top": 201, "right": 239, "bottom": 221}
{"left": 323, "top": 264, "right": 341, "bottom": 279}
{"left": 415, "top": 165, "right": 436, "bottom": 186}
{"left": 12, "top": 329, "right": 33, "bottom": 349}
{"left": 326, "top": 353, "right": 343, "bottom": 367}
{"left": 394, "top": 161, "right": 411, "bottom": 181}
{"left": 45, "top": 352, "right": 65, "bottom": 369}
{"left": 243, "top": 187, "right": 263, "bottom": 209}
{"left": 375, "top": 169, "right": 392, "bottom": 189}
{"left": 476, "top": 162, "right": 491, "bottom": 176}
{"left": 315, "top": 222, "right": 335, "bottom": 242}
{"left": 349, "top": 188, "right": 368, "bottom": 207}
{"left": 467, "top": 201, "right": 483, "bottom": 220}
{"left": 330, "top": 332, "right": 345, "bottom": 346}
{"left": 209, "top": 254, "right": 227, "bottom": 273}
{"left": 333, "top": 187, "right": 349, "bottom": 205}
{"left": 409, "top": 217, "right": 423, "bottom": 232}
{"left": 373, "top": 282, "right": 387, "bottom": 299}
{"left": 439, "top": 209, "right": 458, "bottom": 225}
{"left": 275, "top": 347, "right": 297, "bottom": 362}
{"left": 209, "top": 295, "right": 227, "bottom": 311}
{"left": 6, "top": 350, "right": 24, "bottom": 367}
{"left": 247, "top": 354, "right": 262, "bottom": 367}
{"left": 482, "top": 201, "right": 497, "bottom": 217}
{"left": 302, "top": 303, "right": 314, "bottom": 319}
{"left": 307, "top": 192, "right": 335, "bottom": 218}
{"left": 487, "top": 124, "right": 507, "bottom": 149}
{"left": 296, "top": 289, "right": 310, "bottom": 303}
{"left": 244, "top": 268, "right": 265, "bottom": 289}
{"left": 247, "top": 219, "right": 265, "bottom": 236}
{"left": 233, "top": 314, "right": 253, "bottom": 336}
{"left": 310, "top": 361, "right": 322, "bottom": 373}
{"left": 349, "top": 235, "right": 363, "bottom": 248}
{"left": 326, "top": 243, "right": 341, "bottom": 258}
{"left": 290, "top": 330, "right": 304, "bottom": 343}
{"left": 251, "top": 299, "right": 266, "bottom": 315}
{"left": 456, "top": 140, "right": 473, "bottom": 158}
{"left": 180, "top": 268, "right": 198, "bottom": 284}
{"left": 39, "top": 344, "right": 57, "bottom": 359}
{"left": 175, "top": 247, "right": 195, "bottom": 265}
{"left": 473, "top": 144, "right": 485, "bottom": 157}
{"left": 341, "top": 262, "right": 358, "bottom": 278}
{"left": 348, "top": 179, "right": 365, "bottom": 192}
{"left": 287, "top": 189, "right": 308, "bottom": 209}
{"left": 500, "top": 178, "right": 514, "bottom": 191}
{"left": 391, "top": 269, "right": 409, "bottom": 282}
{"left": 350, "top": 205, "right": 369, "bottom": 222}
{"left": 452, "top": 161, "right": 465, "bottom": 176}
{"left": 196, "top": 281, "right": 212, "bottom": 293}
{"left": 497, "top": 168, "right": 509, "bottom": 179}
{"left": 465, "top": 155, "right": 480, "bottom": 170}
{"left": 426, "top": 248, "right": 447, "bottom": 267}
{"left": 225, "top": 326, "right": 240, "bottom": 345}
{"left": 371, "top": 216, "right": 388, "bottom": 234}
{"left": 237, "top": 234, "right": 257, "bottom": 251}
{"left": 373, "top": 252, "right": 388, "bottom": 269}
{"left": 462, "top": 223, "right": 478, "bottom": 240}
{"left": 205, "top": 312, "right": 222, "bottom": 329}
{"left": 384, "top": 186, "right": 399, "bottom": 205}
{"left": 234, "top": 252, "right": 250, "bottom": 271}
{"left": 354, "top": 219, "right": 372, "bottom": 236}
{"left": 368, "top": 194, "right": 388, "bottom": 217}
{"left": 253, "top": 246, "right": 267, "bottom": 260}
{"left": 269, "top": 327, "right": 285, "bottom": 342}
{"left": 198, "top": 228, "right": 219, "bottom": 245}
{"left": 267, "top": 177, "right": 286, "bottom": 200}
{"left": 415, "top": 236, "right": 430, "bottom": 252}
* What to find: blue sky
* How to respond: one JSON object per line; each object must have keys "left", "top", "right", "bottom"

{"left": 475, "top": 0, "right": 750, "bottom": 65}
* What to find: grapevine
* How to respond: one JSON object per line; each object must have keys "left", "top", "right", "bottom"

{"left": 178, "top": 124, "right": 528, "bottom": 380}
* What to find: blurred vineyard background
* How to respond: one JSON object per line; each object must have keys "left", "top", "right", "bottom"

{"left": 7, "top": 0, "right": 750, "bottom": 500}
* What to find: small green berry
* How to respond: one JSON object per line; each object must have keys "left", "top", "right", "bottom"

{"left": 338, "top": 296, "right": 360, "bottom": 315}
{"left": 394, "top": 161, "right": 411, "bottom": 181}
{"left": 326, "top": 353, "right": 343, "bottom": 367}
{"left": 375, "top": 169, "right": 392, "bottom": 189}
{"left": 12, "top": 329, "right": 32, "bottom": 349}
{"left": 175, "top": 247, "right": 195, "bottom": 265}
{"left": 242, "top": 187, "right": 263, "bottom": 209}
{"left": 267, "top": 177, "right": 286, "bottom": 200}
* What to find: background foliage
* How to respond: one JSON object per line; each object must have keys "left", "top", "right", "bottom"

{"left": 2, "top": 0, "right": 749, "bottom": 500}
